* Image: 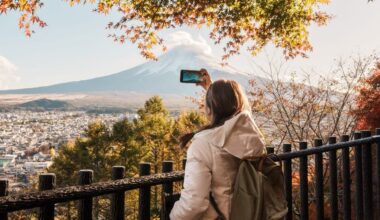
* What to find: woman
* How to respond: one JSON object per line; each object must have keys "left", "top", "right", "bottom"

{"left": 170, "top": 69, "right": 266, "bottom": 220}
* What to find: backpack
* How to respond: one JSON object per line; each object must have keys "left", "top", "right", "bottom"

{"left": 210, "top": 155, "right": 288, "bottom": 220}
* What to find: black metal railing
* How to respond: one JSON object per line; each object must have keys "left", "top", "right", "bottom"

{"left": 0, "top": 129, "right": 379, "bottom": 220}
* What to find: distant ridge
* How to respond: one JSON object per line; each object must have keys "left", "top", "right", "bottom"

{"left": 17, "top": 99, "right": 73, "bottom": 110}
{"left": 0, "top": 45, "right": 262, "bottom": 96}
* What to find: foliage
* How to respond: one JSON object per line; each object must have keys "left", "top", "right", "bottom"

{"left": 48, "top": 120, "right": 117, "bottom": 219}
{"left": 246, "top": 55, "right": 376, "bottom": 217}
{"left": 134, "top": 96, "right": 174, "bottom": 172}
{"left": 112, "top": 118, "right": 140, "bottom": 176}
{"left": 0, "top": 0, "right": 46, "bottom": 36}
{"left": 46, "top": 95, "right": 206, "bottom": 218}
{"left": 132, "top": 96, "right": 208, "bottom": 217}
{"left": 248, "top": 55, "right": 376, "bottom": 147}
{"left": 0, "top": 0, "right": 331, "bottom": 60}
{"left": 353, "top": 61, "right": 380, "bottom": 130}
{"left": 48, "top": 121, "right": 118, "bottom": 185}
{"left": 171, "top": 110, "right": 208, "bottom": 168}
{"left": 8, "top": 175, "right": 39, "bottom": 219}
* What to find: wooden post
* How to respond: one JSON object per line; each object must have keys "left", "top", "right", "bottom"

{"left": 376, "top": 128, "right": 380, "bottom": 220}
{"left": 354, "top": 132, "right": 363, "bottom": 220}
{"left": 341, "top": 135, "right": 351, "bottom": 220}
{"left": 266, "top": 146, "right": 275, "bottom": 154}
{"left": 0, "top": 179, "right": 8, "bottom": 220}
{"left": 329, "top": 137, "right": 338, "bottom": 220}
{"left": 362, "top": 130, "right": 373, "bottom": 220}
{"left": 314, "top": 139, "right": 324, "bottom": 220}
{"left": 161, "top": 161, "right": 173, "bottom": 220}
{"left": 283, "top": 144, "right": 292, "bottom": 220}
{"left": 78, "top": 169, "right": 93, "bottom": 220}
{"left": 299, "top": 141, "right": 309, "bottom": 220}
{"left": 111, "top": 166, "right": 125, "bottom": 220}
{"left": 182, "top": 158, "right": 187, "bottom": 170}
{"left": 139, "top": 163, "right": 151, "bottom": 220}
{"left": 39, "top": 173, "right": 56, "bottom": 220}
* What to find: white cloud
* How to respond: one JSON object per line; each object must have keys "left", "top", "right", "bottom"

{"left": 0, "top": 56, "right": 19, "bottom": 89}
{"left": 166, "top": 31, "right": 213, "bottom": 55}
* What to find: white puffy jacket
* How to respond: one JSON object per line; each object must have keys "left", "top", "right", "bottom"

{"left": 170, "top": 111, "right": 265, "bottom": 220}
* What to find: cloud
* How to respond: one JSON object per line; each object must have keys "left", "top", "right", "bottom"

{"left": 166, "top": 31, "right": 213, "bottom": 55}
{"left": 0, "top": 56, "right": 19, "bottom": 89}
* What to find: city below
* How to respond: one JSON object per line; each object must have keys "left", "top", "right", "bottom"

{"left": 0, "top": 110, "right": 137, "bottom": 193}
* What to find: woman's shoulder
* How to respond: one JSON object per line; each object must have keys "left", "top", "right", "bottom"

{"left": 187, "top": 136, "right": 213, "bottom": 169}
{"left": 193, "top": 126, "right": 221, "bottom": 140}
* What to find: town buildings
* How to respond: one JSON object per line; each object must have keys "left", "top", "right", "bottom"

{"left": 0, "top": 110, "right": 134, "bottom": 192}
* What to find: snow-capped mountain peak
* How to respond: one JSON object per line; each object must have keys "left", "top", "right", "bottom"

{"left": 0, "top": 45, "right": 257, "bottom": 95}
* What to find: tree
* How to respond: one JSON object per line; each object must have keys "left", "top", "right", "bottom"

{"left": 132, "top": 96, "right": 175, "bottom": 216}
{"left": 111, "top": 118, "right": 141, "bottom": 177}
{"left": 134, "top": 96, "right": 174, "bottom": 168}
{"left": 353, "top": 61, "right": 380, "bottom": 130}
{"left": 248, "top": 55, "right": 375, "bottom": 147}
{"left": 48, "top": 120, "right": 118, "bottom": 219}
{"left": 247, "top": 55, "right": 376, "bottom": 217}
{"left": 44, "top": 96, "right": 207, "bottom": 219}
{"left": 171, "top": 110, "right": 208, "bottom": 168}
{"left": 0, "top": 0, "right": 330, "bottom": 60}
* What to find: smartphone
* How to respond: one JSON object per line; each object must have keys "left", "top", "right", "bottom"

{"left": 180, "top": 70, "right": 203, "bottom": 83}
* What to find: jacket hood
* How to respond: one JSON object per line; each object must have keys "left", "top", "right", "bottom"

{"left": 194, "top": 110, "right": 266, "bottom": 159}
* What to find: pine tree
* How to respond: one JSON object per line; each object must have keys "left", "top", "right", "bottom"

{"left": 47, "top": 96, "right": 208, "bottom": 218}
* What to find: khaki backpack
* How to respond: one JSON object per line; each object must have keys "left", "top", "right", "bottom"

{"left": 210, "top": 155, "right": 288, "bottom": 220}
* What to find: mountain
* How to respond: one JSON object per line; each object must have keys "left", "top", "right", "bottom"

{"left": 17, "top": 99, "right": 73, "bottom": 110}
{"left": 0, "top": 45, "right": 261, "bottom": 96}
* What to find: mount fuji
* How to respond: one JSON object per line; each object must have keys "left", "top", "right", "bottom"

{"left": 0, "top": 45, "right": 261, "bottom": 96}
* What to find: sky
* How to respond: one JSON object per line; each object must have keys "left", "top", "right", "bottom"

{"left": 0, "top": 0, "right": 379, "bottom": 90}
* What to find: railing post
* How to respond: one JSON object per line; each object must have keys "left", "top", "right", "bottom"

{"left": 341, "top": 135, "right": 351, "bottom": 220}
{"left": 376, "top": 128, "right": 380, "bottom": 220}
{"left": 139, "top": 163, "right": 151, "bottom": 220}
{"left": 314, "top": 139, "right": 324, "bottom": 220}
{"left": 111, "top": 166, "right": 125, "bottom": 220}
{"left": 0, "top": 179, "right": 8, "bottom": 220}
{"left": 161, "top": 161, "right": 173, "bottom": 220}
{"left": 283, "top": 144, "right": 292, "bottom": 220}
{"left": 266, "top": 146, "right": 274, "bottom": 154}
{"left": 329, "top": 137, "right": 338, "bottom": 220}
{"left": 354, "top": 132, "right": 363, "bottom": 220}
{"left": 39, "top": 173, "right": 56, "bottom": 220}
{"left": 162, "top": 161, "right": 174, "bottom": 195}
{"left": 182, "top": 158, "right": 187, "bottom": 189}
{"left": 182, "top": 158, "right": 187, "bottom": 170}
{"left": 362, "top": 130, "right": 373, "bottom": 220}
{"left": 78, "top": 169, "right": 93, "bottom": 220}
{"left": 299, "top": 141, "right": 308, "bottom": 220}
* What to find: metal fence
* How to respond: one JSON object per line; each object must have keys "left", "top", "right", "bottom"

{"left": 0, "top": 129, "right": 379, "bottom": 220}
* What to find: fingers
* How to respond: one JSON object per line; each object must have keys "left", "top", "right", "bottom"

{"left": 200, "top": 68, "right": 208, "bottom": 76}
{"left": 198, "top": 68, "right": 211, "bottom": 90}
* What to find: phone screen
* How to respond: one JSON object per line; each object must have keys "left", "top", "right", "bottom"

{"left": 180, "top": 70, "right": 202, "bottom": 83}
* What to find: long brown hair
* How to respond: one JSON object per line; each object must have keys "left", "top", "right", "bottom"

{"left": 180, "top": 79, "right": 249, "bottom": 148}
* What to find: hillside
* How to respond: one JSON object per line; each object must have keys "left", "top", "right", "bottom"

{"left": 17, "top": 99, "right": 73, "bottom": 110}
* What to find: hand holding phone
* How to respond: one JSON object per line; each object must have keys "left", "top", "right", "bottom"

{"left": 180, "top": 70, "right": 203, "bottom": 83}
{"left": 180, "top": 68, "right": 212, "bottom": 90}
{"left": 197, "top": 69, "right": 212, "bottom": 90}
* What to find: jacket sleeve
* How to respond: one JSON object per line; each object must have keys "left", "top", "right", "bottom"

{"left": 170, "top": 139, "right": 212, "bottom": 220}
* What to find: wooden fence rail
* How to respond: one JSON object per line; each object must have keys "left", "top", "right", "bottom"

{"left": 0, "top": 129, "right": 379, "bottom": 220}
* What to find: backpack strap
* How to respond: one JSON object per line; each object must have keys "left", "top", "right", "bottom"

{"left": 209, "top": 192, "right": 226, "bottom": 220}
{"left": 258, "top": 153, "right": 282, "bottom": 172}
